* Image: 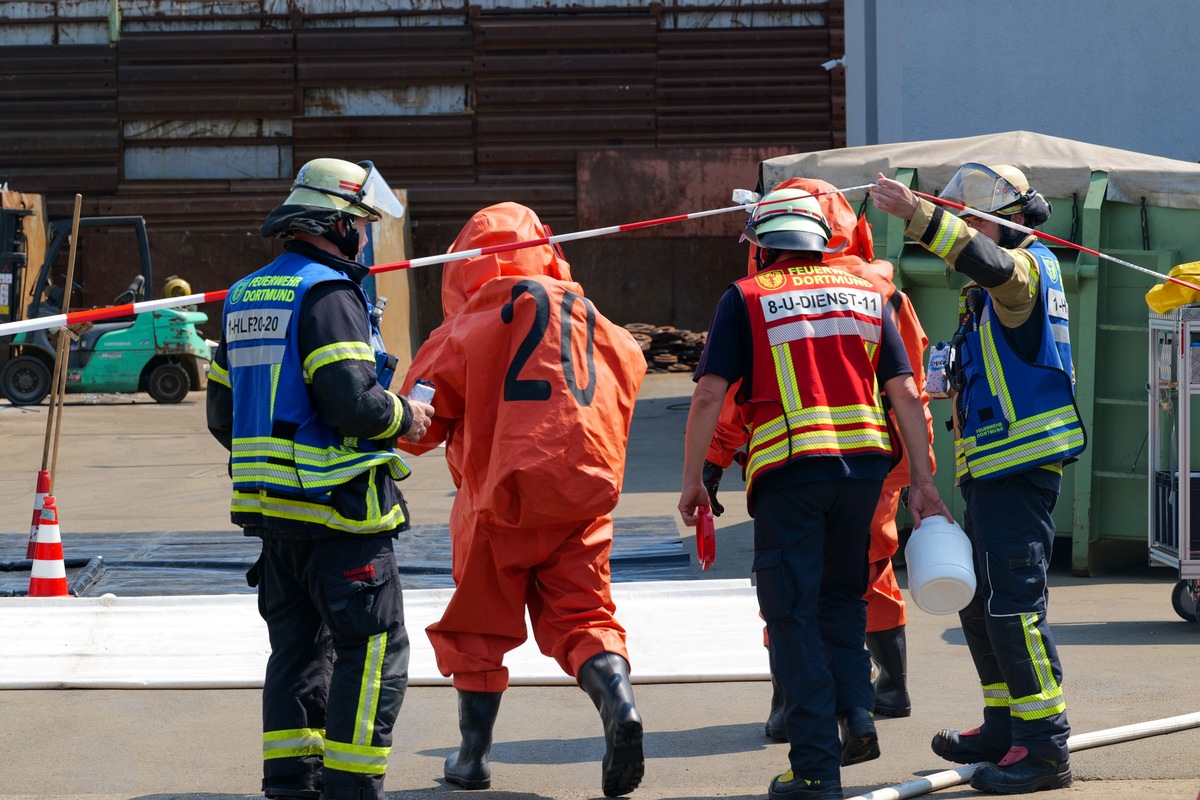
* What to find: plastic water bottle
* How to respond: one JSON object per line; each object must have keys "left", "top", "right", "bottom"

{"left": 925, "top": 341, "right": 951, "bottom": 399}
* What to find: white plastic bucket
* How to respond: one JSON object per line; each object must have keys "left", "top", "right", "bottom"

{"left": 904, "top": 516, "right": 976, "bottom": 615}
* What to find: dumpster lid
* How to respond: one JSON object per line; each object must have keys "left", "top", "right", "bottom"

{"left": 760, "top": 130, "right": 1200, "bottom": 210}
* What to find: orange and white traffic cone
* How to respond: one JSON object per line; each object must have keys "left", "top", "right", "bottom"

{"left": 25, "top": 469, "right": 51, "bottom": 559}
{"left": 28, "top": 495, "right": 69, "bottom": 598}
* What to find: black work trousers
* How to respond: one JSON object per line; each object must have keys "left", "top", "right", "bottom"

{"left": 753, "top": 477, "right": 882, "bottom": 782}
{"left": 256, "top": 534, "right": 409, "bottom": 800}
{"left": 959, "top": 468, "right": 1070, "bottom": 763}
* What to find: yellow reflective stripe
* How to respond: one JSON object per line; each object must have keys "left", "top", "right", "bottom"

{"left": 289, "top": 441, "right": 409, "bottom": 488}
{"left": 1008, "top": 612, "right": 1067, "bottom": 720}
{"left": 1011, "top": 687, "right": 1066, "bottom": 720}
{"left": 232, "top": 436, "right": 294, "bottom": 458}
{"left": 981, "top": 682, "right": 1010, "bottom": 708}
{"left": 757, "top": 426, "right": 890, "bottom": 456}
{"left": 365, "top": 466, "right": 380, "bottom": 520}
{"left": 263, "top": 728, "right": 325, "bottom": 760}
{"left": 293, "top": 442, "right": 391, "bottom": 465}
{"left": 231, "top": 464, "right": 303, "bottom": 488}
{"left": 929, "top": 208, "right": 961, "bottom": 258}
{"left": 969, "top": 431, "right": 1084, "bottom": 474}
{"left": 270, "top": 362, "right": 281, "bottom": 417}
{"left": 772, "top": 344, "right": 802, "bottom": 413}
{"left": 750, "top": 405, "right": 889, "bottom": 444}
{"left": 324, "top": 738, "right": 390, "bottom": 776}
{"left": 749, "top": 413, "right": 789, "bottom": 445}
{"left": 979, "top": 313, "right": 1016, "bottom": 423}
{"left": 373, "top": 392, "right": 404, "bottom": 441}
{"left": 964, "top": 428, "right": 1085, "bottom": 477}
{"left": 304, "top": 341, "right": 375, "bottom": 378}
{"left": 355, "top": 631, "right": 387, "bottom": 746}
{"left": 296, "top": 465, "right": 378, "bottom": 490}
{"left": 1040, "top": 463, "right": 1063, "bottom": 475}
{"left": 209, "top": 360, "right": 230, "bottom": 387}
{"left": 957, "top": 404, "right": 1083, "bottom": 478}
{"left": 294, "top": 461, "right": 408, "bottom": 490}
{"left": 971, "top": 405, "right": 1081, "bottom": 447}
{"left": 747, "top": 426, "right": 890, "bottom": 479}
{"left": 231, "top": 490, "right": 408, "bottom": 534}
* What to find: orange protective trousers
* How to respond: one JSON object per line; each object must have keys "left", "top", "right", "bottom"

{"left": 427, "top": 504, "right": 627, "bottom": 692}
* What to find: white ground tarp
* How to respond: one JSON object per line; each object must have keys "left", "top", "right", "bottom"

{"left": 0, "top": 579, "right": 768, "bottom": 689}
{"left": 760, "top": 130, "right": 1200, "bottom": 210}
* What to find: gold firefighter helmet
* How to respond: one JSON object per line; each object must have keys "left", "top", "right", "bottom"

{"left": 283, "top": 158, "right": 405, "bottom": 222}
{"left": 939, "top": 162, "right": 1031, "bottom": 215}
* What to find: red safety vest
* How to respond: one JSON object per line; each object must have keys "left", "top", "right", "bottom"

{"left": 736, "top": 259, "right": 894, "bottom": 492}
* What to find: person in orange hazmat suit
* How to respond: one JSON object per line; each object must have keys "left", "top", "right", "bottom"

{"left": 396, "top": 202, "right": 648, "bottom": 798}
{"left": 700, "top": 178, "right": 935, "bottom": 734}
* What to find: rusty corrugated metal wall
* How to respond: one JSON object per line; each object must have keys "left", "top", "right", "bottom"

{"left": 0, "top": 1, "right": 844, "bottom": 336}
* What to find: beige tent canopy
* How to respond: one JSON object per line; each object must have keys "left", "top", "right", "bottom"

{"left": 759, "top": 130, "right": 1200, "bottom": 211}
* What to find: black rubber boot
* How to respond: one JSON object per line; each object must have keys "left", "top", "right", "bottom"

{"left": 444, "top": 689, "right": 503, "bottom": 790}
{"left": 578, "top": 652, "right": 645, "bottom": 797}
{"left": 838, "top": 706, "right": 880, "bottom": 766}
{"left": 765, "top": 673, "right": 787, "bottom": 741}
{"left": 865, "top": 625, "right": 911, "bottom": 718}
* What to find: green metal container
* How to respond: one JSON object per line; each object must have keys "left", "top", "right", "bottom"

{"left": 759, "top": 131, "right": 1200, "bottom": 575}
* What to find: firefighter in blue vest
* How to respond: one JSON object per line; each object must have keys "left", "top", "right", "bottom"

{"left": 207, "top": 157, "right": 434, "bottom": 800}
{"left": 678, "top": 188, "right": 949, "bottom": 800}
{"left": 871, "top": 164, "right": 1085, "bottom": 794}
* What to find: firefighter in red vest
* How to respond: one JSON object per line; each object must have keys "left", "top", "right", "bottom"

{"left": 678, "top": 187, "right": 949, "bottom": 800}
{"left": 702, "top": 178, "right": 935, "bottom": 731}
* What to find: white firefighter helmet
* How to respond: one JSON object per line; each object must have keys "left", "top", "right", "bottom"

{"left": 741, "top": 187, "right": 846, "bottom": 254}
{"left": 283, "top": 158, "right": 405, "bottom": 222}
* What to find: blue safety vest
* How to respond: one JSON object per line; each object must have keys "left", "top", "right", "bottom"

{"left": 954, "top": 242, "right": 1086, "bottom": 480}
{"left": 221, "top": 252, "right": 410, "bottom": 533}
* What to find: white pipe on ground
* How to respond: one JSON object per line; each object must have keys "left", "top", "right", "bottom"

{"left": 846, "top": 711, "right": 1200, "bottom": 800}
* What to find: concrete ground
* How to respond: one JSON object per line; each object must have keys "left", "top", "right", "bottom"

{"left": 1, "top": 373, "right": 1198, "bottom": 800}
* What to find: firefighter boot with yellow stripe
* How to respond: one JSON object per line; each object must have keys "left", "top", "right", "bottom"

{"left": 768, "top": 770, "right": 842, "bottom": 800}
{"left": 838, "top": 706, "right": 880, "bottom": 766}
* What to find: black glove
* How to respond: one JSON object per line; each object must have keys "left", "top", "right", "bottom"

{"left": 701, "top": 460, "right": 725, "bottom": 517}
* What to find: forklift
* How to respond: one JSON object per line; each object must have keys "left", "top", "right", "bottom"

{"left": 0, "top": 215, "right": 211, "bottom": 406}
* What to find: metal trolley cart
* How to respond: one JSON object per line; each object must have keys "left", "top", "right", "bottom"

{"left": 1149, "top": 306, "right": 1200, "bottom": 621}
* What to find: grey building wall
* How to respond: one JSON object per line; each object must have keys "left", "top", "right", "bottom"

{"left": 845, "top": 0, "right": 1200, "bottom": 162}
